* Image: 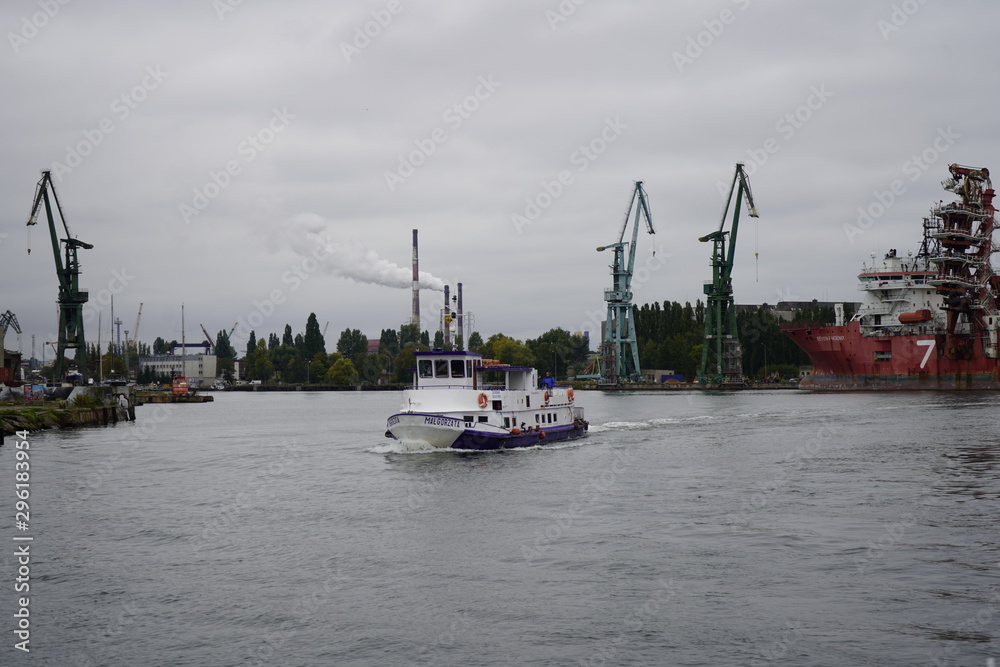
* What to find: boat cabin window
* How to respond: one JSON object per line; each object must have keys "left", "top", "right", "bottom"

{"left": 466, "top": 360, "right": 473, "bottom": 377}
{"left": 478, "top": 416, "right": 488, "bottom": 423}
{"left": 434, "top": 359, "right": 449, "bottom": 378}
{"left": 451, "top": 360, "right": 465, "bottom": 378}
{"left": 418, "top": 360, "right": 433, "bottom": 378}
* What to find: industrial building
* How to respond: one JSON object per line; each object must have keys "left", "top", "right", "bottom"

{"left": 139, "top": 342, "right": 217, "bottom": 388}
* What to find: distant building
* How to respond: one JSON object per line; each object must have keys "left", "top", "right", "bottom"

{"left": 367, "top": 339, "right": 380, "bottom": 354}
{"left": 139, "top": 344, "right": 217, "bottom": 388}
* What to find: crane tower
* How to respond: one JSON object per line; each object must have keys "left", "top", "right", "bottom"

{"left": 26, "top": 170, "right": 93, "bottom": 383}
{"left": 596, "top": 181, "right": 655, "bottom": 384}
{"left": 698, "top": 163, "right": 758, "bottom": 386}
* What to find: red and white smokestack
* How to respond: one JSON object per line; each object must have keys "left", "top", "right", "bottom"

{"left": 411, "top": 229, "right": 420, "bottom": 327}
{"left": 457, "top": 283, "right": 464, "bottom": 350}
{"left": 443, "top": 284, "right": 450, "bottom": 348}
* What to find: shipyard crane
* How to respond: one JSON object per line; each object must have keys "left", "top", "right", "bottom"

{"left": 129, "top": 302, "right": 143, "bottom": 346}
{"left": 0, "top": 312, "right": 21, "bottom": 371}
{"left": 596, "top": 181, "right": 655, "bottom": 384}
{"left": 698, "top": 163, "right": 759, "bottom": 386}
{"left": 26, "top": 170, "right": 93, "bottom": 383}
{"left": 199, "top": 324, "right": 215, "bottom": 352}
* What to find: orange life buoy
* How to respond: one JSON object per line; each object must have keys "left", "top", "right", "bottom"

{"left": 543, "top": 390, "right": 550, "bottom": 404}
{"left": 511, "top": 428, "right": 521, "bottom": 435}
{"left": 567, "top": 388, "right": 574, "bottom": 402}
{"left": 538, "top": 430, "right": 546, "bottom": 440}
{"left": 477, "top": 392, "right": 489, "bottom": 409}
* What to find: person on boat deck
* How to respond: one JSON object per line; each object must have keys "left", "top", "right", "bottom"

{"left": 541, "top": 372, "right": 556, "bottom": 389}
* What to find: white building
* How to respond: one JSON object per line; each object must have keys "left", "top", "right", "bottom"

{"left": 140, "top": 342, "right": 217, "bottom": 388}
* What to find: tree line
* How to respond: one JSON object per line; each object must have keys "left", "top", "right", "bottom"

{"left": 35, "top": 300, "right": 844, "bottom": 385}
{"left": 634, "top": 299, "right": 849, "bottom": 380}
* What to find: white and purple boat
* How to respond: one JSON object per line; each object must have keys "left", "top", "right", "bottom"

{"left": 385, "top": 349, "right": 587, "bottom": 450}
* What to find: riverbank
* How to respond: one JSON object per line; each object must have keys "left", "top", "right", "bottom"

{"left": 0, "top": 404, "right": 131, "bottom": 436}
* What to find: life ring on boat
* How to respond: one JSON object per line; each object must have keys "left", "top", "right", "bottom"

{"left": 511, "top": 428, "right": 521, "bottom": 435}
{"left": 567, "top": 388, "right": 574, "bottom": 402}
{"left": 477, "top": 392, "right": 489, "bottom": 409}
{"left": 538, "top": 430, "right": 546, "bottom": 440}
{"left": 543, "top": 390, "right": 550, "bottom": 404}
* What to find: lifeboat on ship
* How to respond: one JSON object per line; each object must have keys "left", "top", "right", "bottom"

{"left": 897, "top": 309, "right": 933, "bottom": 324}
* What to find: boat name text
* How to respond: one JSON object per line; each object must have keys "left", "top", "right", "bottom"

{"left": 423, "top": 416, "right": 462, "bottom": 428}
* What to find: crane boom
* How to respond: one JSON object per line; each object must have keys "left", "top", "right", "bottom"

{"left": 131, "top": 303, "right": 143, "bottom": 345}
{"left": 698, "top": 163, "right": 759, "bottom": 385}
{"left": 596, "top": 181, "right": 656, "bottom": 384}
{"left": 26, "top": 170, "right": 93, "bottom": 383}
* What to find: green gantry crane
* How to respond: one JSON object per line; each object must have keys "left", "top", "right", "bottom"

{"left": 27, "top": 170, "right": 93, "bottom": 384}
{"left": 596, "top": 181, "right": 655, "bottom": 384}
{"left": 698, "top": 163, "right": 758, "bottom": 386}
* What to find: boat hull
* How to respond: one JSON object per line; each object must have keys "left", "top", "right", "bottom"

{"left": 387, "top": 412, "right": 588, "bottom": 450}
{"left": 783, "top": 321, "right": 1000, "bottom": 390}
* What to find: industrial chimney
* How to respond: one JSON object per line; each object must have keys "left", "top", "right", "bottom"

{"left": 457, "top": 283, "right": 464, "bottom": 350}
{"left": 411, "top": 229, "right": 420, "bottom": 327}
{"left": 443, "top": 284, "right": 450, "bottom": 348}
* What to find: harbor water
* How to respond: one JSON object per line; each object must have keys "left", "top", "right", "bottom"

{"left": 0, "top": 390, "right": 997, "bottom": 666}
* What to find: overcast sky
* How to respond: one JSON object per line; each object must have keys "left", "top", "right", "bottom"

{"left": 2, "top": 0, "right": 997, "bottom": 358}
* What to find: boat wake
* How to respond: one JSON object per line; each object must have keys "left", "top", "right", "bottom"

{"left": 589, "top": 415, "right": 714, "bottom": 433}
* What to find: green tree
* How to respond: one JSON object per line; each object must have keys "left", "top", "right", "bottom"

{"left": 479, "top": 334, "right": 535, "bottom": 366}
{"left": 252, "top": 339, "right": 274, "bottom": 382}
{"left": 467, "top": 331, "right": 484, "bottom": 352}
{"left": 246, "top": 331, "right": 257, "bottom": 359}
{"left": 282, "top": 324, "right": 294, "bottom": 348}
{"left": 326, "top": 358, "right": 359, "bottom": 385}
{"left": 379, "top": 328, "right": 400, "bottom": 357}
{"left": 399, "top": 323, "right": 420, "bottom": 348}
{"left": 308, "top": 352, "right": 329, "bottom": 383}
{"left": 304, "top": 313, "right": 326, "bottom": 358}
{"left": 215, "top": 330, "right": 237, "bottom": 380}
{"left": 336, "top": 328, "right": 368, "bottom": 358}
{"left": 284, "top": 355, "right": 307, "bottom": 383}
{"left": 526, "top": 328, "right": 590, "bottom": 380}
{"left": 153, "top": 336, "right": 168, "bottom": 354}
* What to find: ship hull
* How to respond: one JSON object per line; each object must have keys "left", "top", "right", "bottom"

{"left": 387, "top": 412, "right": 588, "bottom": 450}
{"left": 783, "top": 322, "right": 1000, "bottom": 390}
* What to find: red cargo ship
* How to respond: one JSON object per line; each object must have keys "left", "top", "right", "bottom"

{"left": 782, "top": 164, "right": 1000, "bottom": 390}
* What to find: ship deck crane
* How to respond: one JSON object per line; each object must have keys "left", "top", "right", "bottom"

{"left": 26, "top": 170, "right": 93, "bottom": 384}
{"left": 698, "top": 163, "right": 758, "bottom": 386}
{"left": 596, "top": 181, "right": 655, "bottom": 384}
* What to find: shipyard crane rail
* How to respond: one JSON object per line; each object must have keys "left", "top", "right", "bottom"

{"left": 596, "top": 181, "right": 655, "bottom": 384}
{"left": 698, "top": 163, "right": 758, "bottom": 385}
{"left": 26, "top": 170, "right": 93, "bottom": 383}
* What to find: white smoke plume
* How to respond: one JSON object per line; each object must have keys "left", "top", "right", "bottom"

{"left": 277, "top": 212, "right": 445, "bottom": 291}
